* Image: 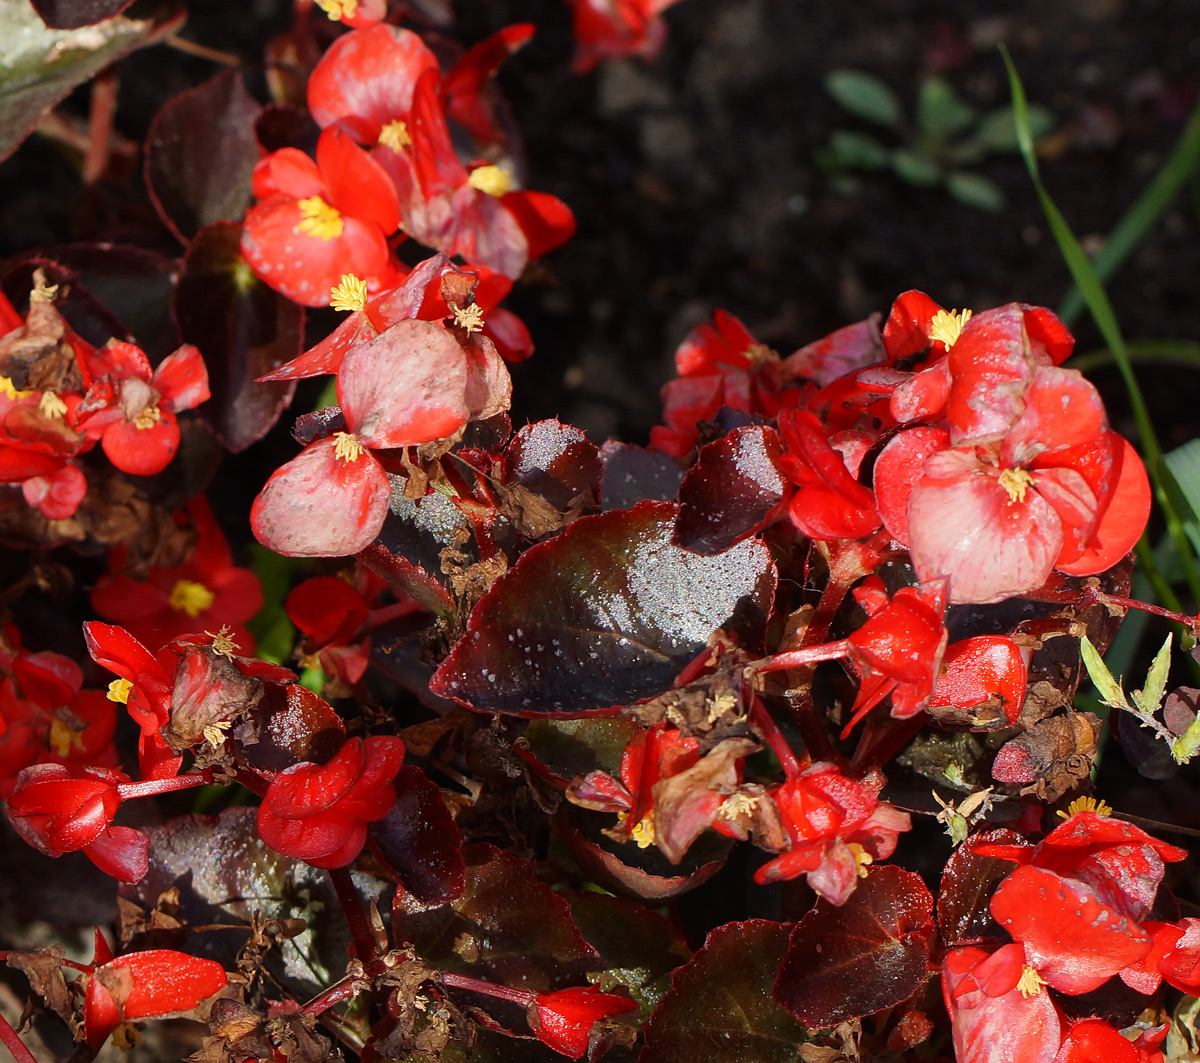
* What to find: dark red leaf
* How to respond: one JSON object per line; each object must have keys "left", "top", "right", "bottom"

{"left": 368, "top": 766, "right": 465, "bottom": 908}
{"left": 640, "top": 920, "right": 805, "bottom": 1063}
{"left": 772, "top": 865, "right": 934, "bottom": 1028}
{"left": 174, "top": 222, "right": 300, "bottom": 452}
{"left": 675, "top": 425, "right": 787, "bottom": 554}
{"left": 392, "top": 843, "right": 598, "bottom": 990}
{"left": 430, "top": 501, "right": 776, "bottom": 715}
{"left": 936, "top": 828, "right": 1025, "bottom": 947}
{"left": 29, "top": 0, "right": 134, "bottom": 28}
{"left": 599, "top": 442, "right": 683, "bottom": 512}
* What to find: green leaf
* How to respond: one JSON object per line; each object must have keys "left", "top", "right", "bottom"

{"left": 1133, "top": 634, "right": 1173, "bottom": 716}
{"left": 916, "top": 77, "right": 975, "bottom": 141}
{"left": 946, "top": 171, "right": 1005, "bottom": 212}
{"left": 891, "top": 149, "right": 941, "bottom": 186}
{"left": 246, "top": 544, "right": 300, "bottom": 665}
{"left": 826, "top": 129, "right": 890, "bottom": 171}
{"left": 0, "top": 0, "right": 184, "bottom": 162}
{"left": 1161, "top": 439, "right": 1200, "bottom": 554}
{"left": 1079, "top": 635, "right": 1129, "bottom": 710}
{"left": 975, "top": 104, "right": 1054, "bottom": 153}
{"left": 825, "top": 69, "right": 903, "bottom": 128}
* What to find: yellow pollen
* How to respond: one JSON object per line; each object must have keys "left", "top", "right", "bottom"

{"left": 134, "top": 404, "right": 161, "bottom": 430}
{"left": 29, "top": 274, "right": 59, "bottom": 304}
{"left": 1016, "top": 965, "right": 1047, "bottom": 998}
{"left": 467, "top": 165, "right": 511, "bottom": 198}
{"left": 716, "top": 791, "right": 760, "bottom": 821}
{"left": 928, "top": 308, "right": 972, "bottom": 349}
{"left": 296, "top": 196, "right": 344, "bottom": 241}
{"left": 1058, "top": 795, "right": 1113, "bottom": 819}
{"left": 377, "top": 120, "right": 411, "bottom": 152}
{"left": 205, "top": 625, "right": 239, "bottom": 659}
{"left": 203, "top": 720, "right": 232, "bottom": 748}
{"left": 451, "top": 304, "right": 485, "bottom": 333}
{"left": 848, "top": 842, "right": 874, "bottom": 878}
{"left": 38, "top": 391, "right": 67, "bottom": 419}
{"left": 168, "top": 578, "right": 215, "bottom": 618}
{"left": 743, "top": 343, "right": 778, "bottom": 365}
{"left": 314, "top": 0, "right": 358, "bottom": 20}
{"left": 330, "top": 273, "right": 368, "bottom": 312}
{"left": 48, "top": 717, "right": 84, "bottom": 758}
{"left": 0, "top": 376, "right": 29, "bottom": 401}
{"left": 333, "top": 431, "right": 365, "bottom": 462}
{"left": 107, "top": 678, "right": 132, "bottom": 704}
{"left": 998, "top": 467, "right": 1035, "bottom": 504}
{"left": 630, "top": 813, "right": 657, "bottom": 849}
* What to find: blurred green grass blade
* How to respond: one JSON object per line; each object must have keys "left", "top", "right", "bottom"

{"left": 1070, "top": 339, "right": 1200, "bottom": 375}
{"left": 1162, "top": 439, "right": 1200, "bottom": 554}
{"left": 1058, "top": 93, "right": 1200, "bottom": 327}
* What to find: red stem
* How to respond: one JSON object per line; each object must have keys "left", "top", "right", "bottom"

{"left": 329, "top": 866, "right": 380, "bottom": 965}
{"left": 0, "top": 1010, "right": 39, "bottom": 1063}
{"left": 749, "top": 638, "right": 852, "bottom": 674}
{"left": 749, "top": 694, "right": 804, "bottom": 778}
{"left": 440, "top": 971, "right": 535, "bottom": 1008}
{"left": 116, "top": 771, "right": 211, "bottom": 801}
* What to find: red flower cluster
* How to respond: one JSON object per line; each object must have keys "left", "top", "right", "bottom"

{"left": 241, "top": 22, "right": 574, "bottom": 308}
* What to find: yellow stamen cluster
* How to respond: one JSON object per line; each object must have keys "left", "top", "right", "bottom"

{"left": 847, "top": 842, "right": 874, "bottom": 879}
{"left": 928, "top": 308, "right": 972, "bottom": 349}
{"left": 743, "top": 342, "right": 778, "bottom": 365}
{"left": 314, "top": 0, "right": 358, "bottom": 20}
{"left": 0, "top": 376, "right": 29, "bottom": 401}
{"left": 38, "top": 390, "right": 67, "bottom": 419}
{"left": 49, "top": 717, "right": 84, "bottom": 758}
{"left": 334, "top": 431, "right": 365, "bottom": 463}
{"left": 203, "top": 720, "right": 233, "bottom": 748}
{"left": 330, "top": 273, "right": 368, "bottom": 312}
{"left": 1016, "top": 965, "right": 1047, "bottom": 998}
{"left": 168, "top": 578, "right": 215, "bottom": 618}
{"left": 29, "top": 275, "right": 59, "bottom": 304}
{"left": 1058, "top": 795, "right": 1113, "bottom": 819}
{"left": 107, "top": 678, "right": 133, "bottom": 704}
{"left": 296, "top": 195, "right": 345, "bottom": 241}
{"left": 630, "top": 814, "right": 656, "bottom": 849}
{"left": 206, "top": 625, "right": 239, "bottom": 660}
{"left": 467, "top": 165, "right": 511, "bottom": 198}
{"left": 998, "top": 467, "right": 1035, "bottom": 504}
{"left": 377, "top": 120, "right": 411, "bottom": 152}
{"left": 451, "top": 303, "right": 485, "bottom": 334}
{"left": 134, "top": 404, "right": 162, "bottom": 430}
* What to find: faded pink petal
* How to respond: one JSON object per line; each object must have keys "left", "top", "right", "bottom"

{"left": 946, "top": 305, "right": 1035, "bottom": 446}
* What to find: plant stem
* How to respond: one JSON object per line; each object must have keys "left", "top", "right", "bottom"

{"left": 329, "top": 867, "right": 380, "bottom": 965}
{"left": 0, "top": 1010, "right": 40, "bottom": 1063}
{"left": 749, "top": 694, "right": 804, "bottom": 778}
{"left": 440, "top": 971, "right": 535, "bottom": 1008}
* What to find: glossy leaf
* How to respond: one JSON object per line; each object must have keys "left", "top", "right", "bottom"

{"left": 640, "top": 920, "right": 806, "bottom": 1063}
{"left": 392, "top": 843, "right": 598, "bottom": 991}
{"left": 174, "top": 222, "right": 300, "bottom": 452}
{"left": 0, "top": 0, "right": 184, "bottom": 162}
{"left": 145, "top": 70, "right": 263, "bottom": 243}
{"left": 772, "top": 865, "right": 934, "bottom": 1027}
{"left": 675, "top": 426, "right": 787, "bottom": 554}
{"left": 599, "top": 442, "right": 684, "bottom": 512}
{"left": 936, "top": 828, "right": 1025, "bottom": 947}
{"left": 30, "top": 0, "right": 135, "bottom": 28}
{"left": 368, "top": 766, "right": 465, "bottom": 908}
{"left": 431, "top": 501, "right": 775, "bottom": 715}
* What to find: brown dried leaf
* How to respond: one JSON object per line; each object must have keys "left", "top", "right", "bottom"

{"left": 5, "top": 946, "right": 76, "bottom": 1029}
{"left": 990, "top": 711, "right": 1101, "bottom": 801}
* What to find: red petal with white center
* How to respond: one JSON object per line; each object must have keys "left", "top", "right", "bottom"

{"left": 942, "top": 945, "right": 1063, "bottom": 1063}
{"left": 907, "top": 448, "right": 1062, "bottom": 604}
{"left": 1030, "top": 465, "right": 1097, "bottom": 566}
{"left": 946, "top": 304, "right": 1034, "bottom": 446}
{"left": 500, "top": 189, "right": 577, "bottom": 261}
{"left": 102, "top": 411, "right": 181, "bottom": 477}
{"left": 256, "top": 309, "right": 376, "bottom": 382}
{"left": 307, "top": 24, "right": 436, "bottom": 140}
{"left": 881, "top": 290, "right": 942, "bottom": 361}
{"left": 443, "top": 23, "right": 535, "bottom": 142}
{"left": 241, "top": 197, "right": 389, "bottom": 308}
{"left": 250, "top": 147, "right": 325, "bottom": 201}
{"left": 990, "top": 865, "right": 1152, "bottom": 994}
{"left": 445, "top": 184, "right": 529, "bottom": 279}
{"left": 337, "top": 318, "right": 470, "bottom": 447}
{"left": 1118, "top": 919, "right": 1182, "bottom": 994}
{"left": 1057, "top": 435, "right": 1150, "bottom": 576}
{"left": 152, "top": 343, "right": 210, "bottom": 412}
{"left": 889, "top": 358, "right": 951, "bottom": 425}
{"left": 1157, "top": 917, "right": 1200, "bottom": 994}
{"left": 873, "top": 426, "right": 950, "bottom": 545}
{"left": 786, "top": 317, "right": 884, "bottom": 387}
{"left": 250, "top": 436, "right": 391, "bottom": 557}
{"left": 1001, "top": 366, "right": 1106, "bottom": 467}
{"left": 22, "top": 462, "right": 86, "bottom": 519}
{"left": 930, "top": 636, "right": 1029, "bottom": 723}
{"left": 317, "top": 127, "right": 401, "bottom": 233}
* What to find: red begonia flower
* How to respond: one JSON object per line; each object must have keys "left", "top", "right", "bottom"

{"left": 442, "top": 24, "right": 536, "bottom": 144}
{"left": 375, "top": 68, "right": 574, "bottom": 279}
{"left": 777, "top": 409, "right": 880, "bottom": 541}
{"left": 1054, "top": 1019, "right": 1167, "bottom": 1063}
{"left": 754, "top": 762, "right": 911, "bottom": 904}
{"left": 286, "top": 575, "right": 376, "bottom": 685}
{"left": 1153, "top": 917, "right": 1200, "bottom": 995}
{"left": 929, "top": 635, "right": 1029, "bottom": 724}
{"left": 20, "top": 461, "right": 87, "bottom": 519}
{"left": 241, "top": 127, "right": 401, "bottom": 307}
{"left": 531, "top": 985, "right": 637, "bottom": 1058}
{"left": 73, "top": 340, "right": 210, "bottom": 477}
{"left": 0, "top": 647, "right": 118, "bottom": 793}
{"left": 651, "top": 310, "right": 806, "bottom": 457}
{"left": 252, "top": 312, "right": 510, "bottom": 557}
{"left": 83, "top": 949, "right": 228, "bottom": 1049}
{"left": 90, "top": 496, "right": 263, "bottom": 652}
{"left": 942, "top": 944, "right": 1063, "bottom": 1063}
{"left": 566, "top": 0, "right": 683, "bottom": 72}
{"left": 256, "top": 735, "right": 405, "bottom": 868}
